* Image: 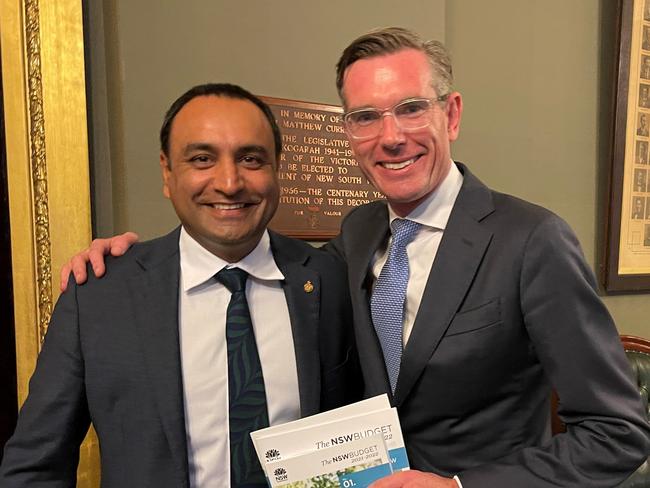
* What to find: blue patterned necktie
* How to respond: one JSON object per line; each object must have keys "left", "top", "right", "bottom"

{"left": 370, "top": 219, "right": 421, "bottom": 393}
{"left": 215, "top": 267, "right": 269, "bottom": 487}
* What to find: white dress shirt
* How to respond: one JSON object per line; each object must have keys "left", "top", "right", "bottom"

{"left": 178, "top": 228, "right": 301, "bottom": 487}
{"left": 371, "top": 162, "right": 463, "bottom": 344}
{"left": 371, "top": 162, "right": 464, "bottom": 487}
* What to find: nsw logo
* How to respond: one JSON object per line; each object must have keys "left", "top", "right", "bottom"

{"left": 265, "top": 448, "right": 281, "bottom": 461}
{"left": 273, "top": 467, "right": 288, "bottom": 482}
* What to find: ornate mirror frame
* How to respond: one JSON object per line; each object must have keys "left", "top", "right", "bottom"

{"left": 0, "top": 0, "right": 98, "bottom": 484}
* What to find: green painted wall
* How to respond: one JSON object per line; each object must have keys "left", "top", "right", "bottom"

{"left": 447, "top": 1, "right": 648, "bottom": 337}
{"left": 87, "top": 0, "right": 445, "bottom": 238}
{"left": 87, "top": 0, "right": 649, "bottom": 337}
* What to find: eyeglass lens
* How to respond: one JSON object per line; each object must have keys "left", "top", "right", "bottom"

{"left": 345, "top": 99, "right": 434, "bottom": 137}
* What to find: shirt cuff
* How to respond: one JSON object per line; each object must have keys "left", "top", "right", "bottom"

{"left": 453, "top": 475, "right": 463, "bottom": 488}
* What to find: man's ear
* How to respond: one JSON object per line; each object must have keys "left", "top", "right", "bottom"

{"left": 160, "top": 151, "right": 171, "bottom": 199}
{"left": 446, "top": 92, "right": 463, "bottom": 142}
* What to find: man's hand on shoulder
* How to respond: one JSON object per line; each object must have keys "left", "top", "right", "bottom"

{"left": 59, "top": 232, "right": 140, "bottom": 292}
{"left": 370, "top": 470, "right": 458, "bottom": 488}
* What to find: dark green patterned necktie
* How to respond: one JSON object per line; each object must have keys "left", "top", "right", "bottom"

{"left": 215, "top": 267, "right": 269, "bottom": 487}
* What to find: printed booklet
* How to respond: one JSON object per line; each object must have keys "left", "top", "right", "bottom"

{"left": 251, "top": 394, "right": 409, "bottom": 486}
{"left": 265, "top": 433, "right": 391, "bottom": 487}
{"left": 253, "top": 394, "right": 390, "bottom": 440}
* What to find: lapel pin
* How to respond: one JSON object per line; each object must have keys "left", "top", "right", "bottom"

{"left": 303, "top": 280, "right": 314, "bottom": 293}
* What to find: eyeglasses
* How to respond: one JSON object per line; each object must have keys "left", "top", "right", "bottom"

{"left": 343, "top": 95, "right": 448, "bottom": 140}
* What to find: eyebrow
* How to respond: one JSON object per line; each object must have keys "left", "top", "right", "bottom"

{"left": 181, "top": 142, "right": 217, "bottom": 156}
{"left": 346, "top": 96, "right": 424, "bottom": 113}
{"left": 180, "top": 142, "right": 271, "bottom": 160}
{"left": 234, "top": 145, "right": 270, "bottom": 158}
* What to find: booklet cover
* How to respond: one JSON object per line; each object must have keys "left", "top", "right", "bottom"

{"left": 252, "top": 394, "right": 390, "bottom": 442}
{"left": 253, "top": 406, "right": 409, "bottom": 474}
{"left": 265, "top": 433, "right": 392, "bottom": 488}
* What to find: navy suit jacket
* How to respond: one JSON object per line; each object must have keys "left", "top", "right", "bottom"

{"left": 327, "top": 163, "right": 650, "bottom": 487}
{"left": 0, "top": 228, "right": 361, "bottom": 487}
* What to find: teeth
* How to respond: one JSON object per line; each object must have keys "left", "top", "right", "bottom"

{"left": 212, "top": 203, "right": 246, "bottom": 210}
{"left": 381, "top": 158, "right": 415, "bottom": 170}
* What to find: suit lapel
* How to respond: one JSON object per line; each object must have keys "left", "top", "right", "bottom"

{"left": 270, "top": 232, "right": 322, "bottom": 417}
{"left": 394, "top": 165, "right": 495, "bottom": 404}
{"left": 345, "top": 205, "right": 394, "bottom": 397}
{"left": 129, "top": 228, "right": 189, "bottom": 484}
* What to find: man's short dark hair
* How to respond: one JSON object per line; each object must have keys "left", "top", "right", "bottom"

{"left": 159, "top": 83, "right": 282, "bottom": 161}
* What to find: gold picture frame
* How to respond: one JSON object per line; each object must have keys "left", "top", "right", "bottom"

{"left": 0, "top": 0, "right": 99, "bottom": 484}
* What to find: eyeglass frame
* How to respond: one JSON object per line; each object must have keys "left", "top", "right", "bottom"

{"left": 342, "top": 94, "right": 449, "bottom": 140}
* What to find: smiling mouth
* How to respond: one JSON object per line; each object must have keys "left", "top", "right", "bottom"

{"left": 378, "top": 156, "right": 420, "bottom": 170}
{"left": 210, "top": 203, "right": 247, "bottom": 210}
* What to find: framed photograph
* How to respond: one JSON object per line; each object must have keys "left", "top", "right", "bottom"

{"left": 604, "top": 0, "right": 650, "bottom": 291}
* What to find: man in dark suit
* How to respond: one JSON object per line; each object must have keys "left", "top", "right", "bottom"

{"left": 639, "top": 113, "right": 650, "bottom": 135}
{"left": 633, "top": 197, "right": 646, "bottom": 219}
{"left": 635, "top": 169, "right": 648, "bottom": 193}
{"left": 58, "top": 29, "right": 650, "bottom": 488}
{"left": 641, "top": 56, "right": 650, "bottom": 80}
{"left": 328, "top": 27, "right": 649, "bottom": 487}
{"left": 0, "top": 84, "right": 359, "bottom": 487}
{"left": 636, "top": 140, "right": 648, "bottom": 164}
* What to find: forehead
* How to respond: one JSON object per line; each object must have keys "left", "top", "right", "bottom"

{"left": 169, "top": 95, "right": 275, "bottom": 151}
{"left": 341, "top": 48, "right": 434, "bottom": 109}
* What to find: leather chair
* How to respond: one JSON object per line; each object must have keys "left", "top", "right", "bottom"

{"left": 551, "top": 336, "right": 650, "bottom": 486}
{"left": 550, "top": 336, "right": 649, "bottom": 486}
{"left": 617, "top": 336, "right": 650, "bottom": 488}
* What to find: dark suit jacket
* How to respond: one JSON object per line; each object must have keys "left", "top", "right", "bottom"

{"left": 0, "top": 228, "right": 361, "bottom": 487}
{"left": 327, "top": 163, "right": 650, "bottom": 487}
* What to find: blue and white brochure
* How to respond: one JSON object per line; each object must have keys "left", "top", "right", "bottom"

{"left": 252, "top": 394, "right": 390, "bottom": 442}
{"left": 265, "top": 433, "right": 392, "bottom": 487}
{"left": 253, "top": 406, "right": 409, "bottom": 474}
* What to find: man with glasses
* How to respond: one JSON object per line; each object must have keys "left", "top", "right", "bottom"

{"left": 61, "top": 28, "right": 649, "bottom": 487}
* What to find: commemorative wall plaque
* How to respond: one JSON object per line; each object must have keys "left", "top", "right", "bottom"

{"left": 261, "top": 96, "right": 384, "bottom": 240}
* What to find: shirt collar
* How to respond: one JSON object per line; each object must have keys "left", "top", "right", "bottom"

{"left": 179, "top": 227, "right": 284, "bottom": 292}
{"left": 387, "top": 160, "right": 463, "bottom": 231}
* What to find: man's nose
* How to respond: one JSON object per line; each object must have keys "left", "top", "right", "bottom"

{"left": 210, "top": 160, "right": 244, "bottom": 195}
{"left": 378, "top": 113, "right": 406, "bottom": 148}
